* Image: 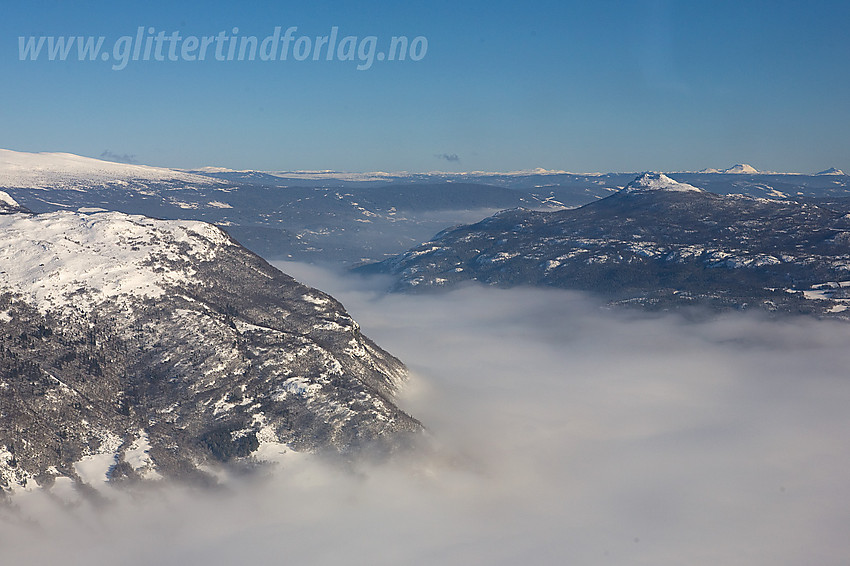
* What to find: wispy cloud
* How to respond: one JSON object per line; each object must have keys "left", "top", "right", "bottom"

{"left": 100, "top": 149, "right": 138, "bottom": 164}
{"left": 436, "top": 153, "right": 460, "bottom": 163}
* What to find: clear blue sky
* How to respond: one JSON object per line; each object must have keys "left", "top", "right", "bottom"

{"left": 2, "top": 0, "right": 849, "bottom": 173}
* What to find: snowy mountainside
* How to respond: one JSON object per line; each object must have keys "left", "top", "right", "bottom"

{"left": 0, "top": 149, "right": 224, "bottom": 190}
{"left": 817, "top": 167, "right": 846, "bottom": 176}
{"left": 622, "top": 172, "right": 703, "bottom": 193}
{"left": 361, "top": 173, "right": 850, "bottom": 317}
{"left": 0, "top": 211, "right": 232, "bottom": 314}
{"left": 0, "top": 206, "right": 420, "bottom": 498}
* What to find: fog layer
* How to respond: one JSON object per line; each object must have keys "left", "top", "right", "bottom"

{"left": 2, "top": 262, "right": 849, "bottom": 565}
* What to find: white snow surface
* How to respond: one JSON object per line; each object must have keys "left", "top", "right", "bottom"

{"left": 0, "top": 190, "right": 20, "bottom": 207}
{"left": 1, "top": 445, "right": 37, "bottom": 492}
{"left": 123, "top": 432, "right": 153, "bottom": 470}
{"left": 123, "top": 431, "right": 161, "bottom": 480}
{"left": 722, "top": 163, "right": 760, "bottom": 174}
{"left": 0, "top": 210, "right": 235, "bottom": 315}
{"left": 0, "top": 149, "right": 223, "bottom": 189}
{"left": 816, "top": 167, "right": 846, "bottom": 176}
{"left": 74, "top": 453, "right": 118, "bottom": 486}
{"left": 188, "top": 166, "right": 574, "bottom": 182}
{"left": 623, "top": 173, "right": 703, "bottom": 193}
{"left": 71, "top": 430, "right": 124, "bottom": 486}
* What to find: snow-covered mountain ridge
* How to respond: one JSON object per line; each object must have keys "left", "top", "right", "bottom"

{"left": 0, "top": 205, "right": 420, "bottom": 498}
{"left": 362, "top": 173, "right": 850, "bottom": 317}
{"left": 0, "top": 210, "right": 236, "bottom": 316}
{"left": 2, "top": 148, "right": 843, "bottom": 182}
{"left": 0, "top": 149, "right": 223, "bottom": 189}
{"left": 817, "top": 167, "right": 846, "bottom": 176}
{"left": 623, "top": 172, "right": 703, "bottom": 193}
{"left": 2, "top": 149, "right": 849, "bottom": 265}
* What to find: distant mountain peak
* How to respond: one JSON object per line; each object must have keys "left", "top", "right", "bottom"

{"left": 365, "top": 185, "right": 850, "bottom": 319}
{"left": 623, "top": 172, "right": 703, "bottom": 193}
{"left": 722, "top": 164, "right": 760, "bottom": 174}
{"left": 816, "top": 167, "right": 845, "bottom": 176}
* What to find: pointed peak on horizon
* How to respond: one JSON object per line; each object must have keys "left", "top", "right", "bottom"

{"left": 722, "top": 164, "right": 760, "bottom": 174}
{"left": 623, "top": 172, "right": 703, "bottom": 193}
{"left": 815, "top": 167, "right": 845, "bottom": 176}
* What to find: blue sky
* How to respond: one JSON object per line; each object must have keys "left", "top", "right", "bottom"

{"left": 2, "top": 0, "right": 849, "bottom": 173}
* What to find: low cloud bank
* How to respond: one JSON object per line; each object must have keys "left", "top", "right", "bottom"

{"left": 2, "top": 263, "right": 849, "bottom": 565}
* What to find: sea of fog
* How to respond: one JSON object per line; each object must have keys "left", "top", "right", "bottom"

{"left": 2, "top": 261, "right": 849, "bottom": 565}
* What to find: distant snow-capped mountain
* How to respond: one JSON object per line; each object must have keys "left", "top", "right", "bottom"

{"left": 623, "top": 172, "right": 703, "bottom": 193}
{"left": 0, "top": 148, "right": 224, "bottom": 189}
{"left": 722, "top": 163, "right": 760, "bottom": 174}
{"left": 2, "top": 149, "right": 848, "bottom": 266}
{"left": 0, "top": 204, "right": 419, "bottom": 497}
{"left": 360, "top": 173, "right": 850, "bottom": 317}
{"left": 695, "top": 164, "right": 762, "bottom": 174}
{"left": 816, "top": 167, "right": 846, "bottom": 176}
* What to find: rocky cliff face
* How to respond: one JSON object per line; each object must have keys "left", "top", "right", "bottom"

{"left": 0, "top": 196, "right": 420, "bottom": 496}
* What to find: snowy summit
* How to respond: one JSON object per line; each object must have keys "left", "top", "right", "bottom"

{"left": 0, "top": 148, "right": 222, "bottom": 189}
{"left": 623, "top": 172, "right": 703, "bottom": 193}
{"left": 0, "top": 211, "right": 235, "bottom": 315}
{"left": 722, "top": 164, "right": 760, "bottom": 174}
{"left": 0, "top": 208, "right": 419, "bottom": 494}
{"left": 816, "top": 167, "right": 845, "bottom": 176}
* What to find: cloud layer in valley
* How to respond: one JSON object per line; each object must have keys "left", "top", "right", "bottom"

{"left": 2, "top": 263, "right": 849, "bottom": 565}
